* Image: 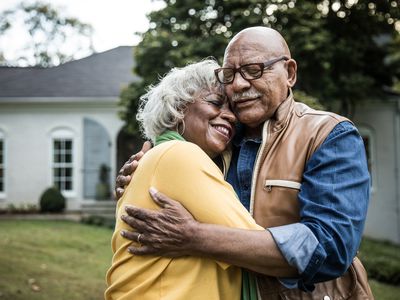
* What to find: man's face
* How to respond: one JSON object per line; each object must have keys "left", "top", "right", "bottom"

{"left": 223, "top": 39, "right": 290, "bottom": 129}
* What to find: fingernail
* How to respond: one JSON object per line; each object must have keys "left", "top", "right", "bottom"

{"left": 121, "top": 215, "right": 126, "bottom": 221}
{"left": 120, "top": 230, "right": 126, "bottom": 237}
{"left": 127, "top": 247, "right": 134, "bottom": 254}
{"left": 124, "top": 205, "right": 133, "bottom": 212}
{"left": 149, "top": 187, "right": 158, "bottom": 196}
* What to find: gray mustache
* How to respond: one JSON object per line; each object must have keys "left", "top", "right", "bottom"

{"left": 231, "top": 90, "right": 262, "bottom": 102}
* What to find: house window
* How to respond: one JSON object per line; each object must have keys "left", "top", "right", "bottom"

{"left": 359, "top": 126, "right": 375, "bottom": 188}
{"left": 362, "top": 135, "right": 372, "bottom": 173}
{"left": 0, "top": 136, "right": 4, "bottom": 194}
{"left": 53, "top": 139, "right": 73, "bottom": 192}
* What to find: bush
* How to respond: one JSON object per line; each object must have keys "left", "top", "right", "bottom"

{"left": 39, "top": 187, "right": 66, "bottom": 213}
{"left": 81, "top": 215, "right": 115, "bottom": 229}
{"left": 359, "top": 237, "right": 400, "bottom": 285}
{"left": 4, "top": 203, "right": 39, "bottom": 214}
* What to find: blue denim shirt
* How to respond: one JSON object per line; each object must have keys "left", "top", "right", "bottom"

{"left": 226, "top": 121, "right": 370, "bottom": 291}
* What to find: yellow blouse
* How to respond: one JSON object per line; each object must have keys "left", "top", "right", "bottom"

{"left": 105, "top": 141, "right": 263, "bottom": 300}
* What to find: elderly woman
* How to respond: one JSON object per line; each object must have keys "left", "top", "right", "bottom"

{"left": 105, "top": 60, "right": 263, "bottom": 300}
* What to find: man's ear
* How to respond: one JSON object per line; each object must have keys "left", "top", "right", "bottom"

{"left": 286, "top": 59, "right": 297, "bottom": 88}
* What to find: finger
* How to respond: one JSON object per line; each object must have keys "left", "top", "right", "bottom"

{"left": 127, "top": 153, "right": 138, "bottom": 163}
{"left": 124, "top": 205, "right": 158, "bottom": 221}
{"left": 149, "top": 187, "right": 177, "bottom": 208}
{"left": 142, "top": 141, "right": 152, "bottom": 153}
{"left": 122, "top": 162, "right": 135, "bottom": 176}
{"left": 121, "top": 214, "right": 148, "bottom": 231}
{"left": 132, "top": 141, "right": 153, "bottom": 162}
{"left": 127, "top": 245, "right": 157, "bottom": 256}
{"left": 120, "top": 230, "right": 140, "bottom": 242}
{"left": 130, "top": 160, "right": 139, "bottom": 172}
{"left": 116, "top": 174, "right": 131, "bottom": 187}
{"left": 127, "top": 142, "right": 149, "bottom": 163}
{"left": 115, "top": 187, "right": 125, "bottom": 200}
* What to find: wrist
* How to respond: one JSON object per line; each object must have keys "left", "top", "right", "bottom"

{"left": 185, "top": 219, "right": 204, "bottom": 255}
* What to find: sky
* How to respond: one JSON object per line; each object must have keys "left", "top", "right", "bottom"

{"left": 0, "top": 0, "right": 166, "bottom": 63}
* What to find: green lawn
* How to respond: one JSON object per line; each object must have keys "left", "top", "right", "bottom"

{"left": 369, "top": 279, "right": 400, "bottom": 300}
{"left": 0, "top": 220, "right": 399, "bottom": 299}
{"left": 0, "top": 220, "right": 113, "bottom": 300}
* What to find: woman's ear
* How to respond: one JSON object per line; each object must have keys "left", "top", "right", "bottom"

{"left": 286, "top": 59, "right": 297, "bottom": 88}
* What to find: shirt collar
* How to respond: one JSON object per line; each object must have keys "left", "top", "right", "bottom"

{"left": 232, "top": 123, "right": 262, "bottom": 147}
{"left": 155, "top": 130, "right": 185, "bottom": 146}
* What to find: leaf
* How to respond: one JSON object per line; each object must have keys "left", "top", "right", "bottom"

{"left": 31, "top": 284, "right": 41, "bottom": 292}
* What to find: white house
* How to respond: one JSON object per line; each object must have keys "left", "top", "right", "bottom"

{"left": 352, "top": 95, "right": 400, "bottom": 244}
{"left": 0, "top": 46, "right": 399, "bottom": 244}
{"left": 0, "top": 46, "right": 141, "bottom": 211}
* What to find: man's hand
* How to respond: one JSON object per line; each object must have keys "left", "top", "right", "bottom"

{"left": 120, "top": 189, "right": 297, "bottom": 277}
{"left": 115, "top": 141, "right": 152, "bottom": 200}
{"left": 120, "top": 187, "right": 198, "bottom": 257}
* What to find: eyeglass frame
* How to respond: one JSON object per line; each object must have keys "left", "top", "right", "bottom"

{"left": 214, "top": 56, "right": 289, "bottom": 84}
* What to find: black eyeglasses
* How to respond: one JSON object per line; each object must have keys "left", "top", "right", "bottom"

{"left": 214, "top": 56, "right": 289, "bottom": 84}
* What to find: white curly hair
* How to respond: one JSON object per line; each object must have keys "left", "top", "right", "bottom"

{"left": 136, "top": 59, "right": 221, "bottom": 143}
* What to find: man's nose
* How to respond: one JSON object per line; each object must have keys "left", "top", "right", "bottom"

{"left": 231, "top": 71, "right": 251, "bottom": 92}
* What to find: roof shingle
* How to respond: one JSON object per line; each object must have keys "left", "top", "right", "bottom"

{"left": 0, "top": 46, "right": 138, "bottom": 98}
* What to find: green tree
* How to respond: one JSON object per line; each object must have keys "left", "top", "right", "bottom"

{"left": 0, "top": 1, "right": 93, "bottom": 67}
{"left": 121, "top": 0, "right": 400, "bottom": 132}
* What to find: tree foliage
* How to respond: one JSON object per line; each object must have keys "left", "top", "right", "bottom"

{"left": 120, "top": 0, "right": 400, "bottom": 131}
{"left": 0, "top": 1, "right": 93, "bottom": 67}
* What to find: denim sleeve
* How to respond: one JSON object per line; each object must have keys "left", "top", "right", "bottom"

{"left": 268, "top": 121, "right": 370, "bottom": 291}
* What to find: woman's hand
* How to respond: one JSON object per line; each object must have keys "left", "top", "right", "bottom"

{"left": 120, "top": 188, "right": 198, "bottom": 257}
{"left": 115, "top": 141, "right": 152, "bottom": 200}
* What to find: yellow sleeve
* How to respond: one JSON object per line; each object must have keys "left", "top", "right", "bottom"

{"left": 151, "top": 141, "right": 263, "bottom": 231}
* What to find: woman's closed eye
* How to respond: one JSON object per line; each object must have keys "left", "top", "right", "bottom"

{"left": 202, "top": 98, "right": 224, "bottom": 108}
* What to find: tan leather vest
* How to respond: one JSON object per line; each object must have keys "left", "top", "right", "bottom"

{"left": 223, "top": 93, "right": 374, "bottom": 299}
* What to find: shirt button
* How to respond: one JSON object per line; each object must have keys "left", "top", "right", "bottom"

{"left": 323, "top": 296, "right": 331, "bottom": 300}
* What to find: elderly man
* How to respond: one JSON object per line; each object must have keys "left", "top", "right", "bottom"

{"left": 116, "top": 27, "right": 373, "bottom": 299}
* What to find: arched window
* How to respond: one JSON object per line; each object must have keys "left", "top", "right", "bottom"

{"left": 51, "top": 128, "right": 75, "bottom": 194}
{"left": 358, "top": 126, "right": 375, "bottom": 189}
{"left": 0, "top": 130, "right": 5, "bottom": 196}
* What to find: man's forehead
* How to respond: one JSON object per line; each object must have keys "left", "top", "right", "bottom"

{"left": 223, "top": 37, "right": 271, "bottom": 64}
{"left": 223, "top": 46, "right": 267, "bottom": 67}
{"left": 223, "top": 29, "right": 288, "bottom": 66}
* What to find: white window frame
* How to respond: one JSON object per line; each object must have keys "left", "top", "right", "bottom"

{"left": 358, "top": 126, "right": 376, "bottom": 191}
{"left": 0, "top": 131, "right": 5, "bottom": 199}
{"left": 51, "top": 128, "right": 76, "bottom": 198}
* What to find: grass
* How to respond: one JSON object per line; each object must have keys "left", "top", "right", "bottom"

{"left": 0, "top": 220, "right": 399, "bottom": 299}
{"left": 359, "top": 237, "right": 400, "bottom": 285}
{"left": 359, "top": 237, "right": 400, "bottom": 299}
{"left": 0, "top": 220, "right": 113, "bottom": 300}
{"left": 369, "top": 279, "right": 400, "bottom": 300}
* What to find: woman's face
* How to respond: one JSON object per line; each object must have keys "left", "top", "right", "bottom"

{"left": 182, "top": 87, "right": 236, "bottom": 158}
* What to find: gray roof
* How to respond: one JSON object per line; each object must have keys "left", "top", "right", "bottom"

{"left": 0, "top": 46, "right": 139, "bottom": 98}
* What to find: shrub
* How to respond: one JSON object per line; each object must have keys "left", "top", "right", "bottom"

{"left": 359, "top": 237, "right": 400, "bottom": 285}
{"left": 81, "top": 215, "right": 115, "bottom": 229}
{"left": 39, "top": 187, "right": 66, "bottom": 213}
{"left": 5, "top": 203, "right": 39, "bottom": 214}
{"left": 96, "top": 164, "right": 111, "bottom": 200}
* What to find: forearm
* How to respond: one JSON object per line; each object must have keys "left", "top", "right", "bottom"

{"left": 188, "top": 222, "right": 298, "bottom": 277}
{"left": 290, "top": 122, "right": 370, "bottom": 285}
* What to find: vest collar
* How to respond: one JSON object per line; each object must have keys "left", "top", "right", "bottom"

{"left": 268, "top": 89, "right": 295, "bottom": 133}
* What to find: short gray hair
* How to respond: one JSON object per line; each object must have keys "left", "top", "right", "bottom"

{"left": 136, "top": 59, "right": 220, "bottom": 143}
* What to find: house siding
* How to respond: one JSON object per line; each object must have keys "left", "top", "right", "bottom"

{"left": 0, "top": 100, "right": 123, "bottom": 210}
{"left": 353, "top": 99, "right": 400, "bottom": 244}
